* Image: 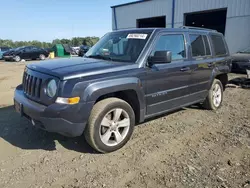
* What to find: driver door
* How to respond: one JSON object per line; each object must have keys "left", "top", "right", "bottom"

{"left": 145, "top": 32, "right": 194, "bottom": 117}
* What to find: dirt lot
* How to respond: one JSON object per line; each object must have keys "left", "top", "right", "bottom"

{"left": 0, "top": 60, "right": 249, "bottom": 188}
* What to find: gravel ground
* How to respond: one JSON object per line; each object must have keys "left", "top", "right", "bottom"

{"left": 0, "top": 60, "right": 249, "bottom": 188}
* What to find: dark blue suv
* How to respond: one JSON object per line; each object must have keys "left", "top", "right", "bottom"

{"left": 14, "top": 27, "right": 231, "bottom": 153}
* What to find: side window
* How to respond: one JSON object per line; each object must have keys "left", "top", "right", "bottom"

{"left": 211, "top": 35, "right": 227, "bottom": 56}
{"left": 152, "top": 34, "right": 186, "bottom": 60}
{"left": 31, "top": 47, "right": 39, "bottom": 51}
{"left": 24, "top": 47, "right": 32, "bottom": 52}
{"left": 190, "top": 34, "right": 205, "bottom": 57}
{"left": 203, "top": 36, "right": 211, "bottom": 56}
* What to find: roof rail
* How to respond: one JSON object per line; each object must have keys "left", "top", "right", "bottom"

{"left": 179, "top": 26, "right": 217, "bottom": 32}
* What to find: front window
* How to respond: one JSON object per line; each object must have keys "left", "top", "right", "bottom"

{"left": 85, "top": 30, "right": 153, "bottom": 63}
{"left": 151, "top": 34, "right": 186, "bottom": 60}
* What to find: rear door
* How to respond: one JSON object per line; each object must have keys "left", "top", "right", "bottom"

{"left": 188, "top": 33, "right": 215, "bottom": 101}
{"left": 145, "top": 32, "right": 194, "bottom": 117}
{"left": 31, "top": 47, "right": 41, "bottom": 59}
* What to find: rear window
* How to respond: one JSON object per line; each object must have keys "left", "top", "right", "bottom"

{"left": 190, "top": 34, "right": 211, "bottom": 57}
{"left": 211, "top": 35, "right": 227, "bottom": 56}
{"left": 190, "top": 34, "right": 205, "bottom": 57}
{"left": 203, "top": 36, "right": 211, "bottom": 56}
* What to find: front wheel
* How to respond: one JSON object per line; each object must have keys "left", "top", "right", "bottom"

{"left": 14, "top": 55, "right": 21, "bottom": 62}
{"left": 84, "top": 98, "right": 135, "bottom": 153}
{"left": 39, "top": 54, "right": 46, "bottom": 60}
{"left": 202, "top": 79, "right": 223, "bottom": 110}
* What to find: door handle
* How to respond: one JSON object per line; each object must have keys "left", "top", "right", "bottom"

{"left": 180, "top": 67, "right": 191, "bottom": 72}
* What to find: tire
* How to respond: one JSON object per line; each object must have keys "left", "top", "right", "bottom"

{"left": 202, "top": 79, "right": 223, "bottom": 110}
{"left": 14, "top": 55, "right": 21, "bottom": 62}
{"left": 39, "top": 54, "right": 46, "bottom": 60}
{"left": 84, "top": 98, "right": 135, "bottom": 153}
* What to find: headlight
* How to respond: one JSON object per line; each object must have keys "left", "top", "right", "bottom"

{"left": 47, "top": 79, "right": 57, "bottom": 98}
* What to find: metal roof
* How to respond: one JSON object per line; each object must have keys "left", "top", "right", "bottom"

{"left": 111, "top": 0, "right": 152, "bottom": 8}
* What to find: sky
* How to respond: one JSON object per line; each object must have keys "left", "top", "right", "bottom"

{"left": 0, "top": 0, "right": 131, "bottom": 42}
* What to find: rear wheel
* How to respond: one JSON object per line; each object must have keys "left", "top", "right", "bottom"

{"left": 202, "top": 79, "right": 223, "bottom": 110}
{"left": 84, "top": 98, "right": 135, "bottom": 153}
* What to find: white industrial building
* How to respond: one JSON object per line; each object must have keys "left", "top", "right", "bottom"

{"left": 111, "top": 0, "right": 250, "bottom": 53}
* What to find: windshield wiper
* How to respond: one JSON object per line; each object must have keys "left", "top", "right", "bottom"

{"left": 85, "top": 55, "right": 113, "bottom": 61}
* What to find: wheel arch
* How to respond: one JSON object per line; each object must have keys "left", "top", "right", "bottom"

{"left": 210, "top": 67, "right": 228, "bottom": 90}
{"left": 215, "top": 74, "right": 228, "bottom": 90}
{"left": 82, "top": 77, "right": 146, "bottom": 123}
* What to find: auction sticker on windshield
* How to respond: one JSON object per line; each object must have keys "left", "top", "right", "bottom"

{"left": 127, "top": 34, "right": 148, "bottom": 39}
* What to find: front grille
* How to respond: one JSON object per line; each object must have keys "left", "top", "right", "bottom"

{"left": 23, "top": 72, "right": 43, "bottom": 99}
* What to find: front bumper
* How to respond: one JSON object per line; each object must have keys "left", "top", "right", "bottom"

{"left": 3, "top": 55, "right": 14, "bottom": 60}
{"left": 14, "top": 85, "right": 90, "bottom": 137}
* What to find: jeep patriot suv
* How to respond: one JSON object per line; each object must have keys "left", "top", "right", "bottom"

{"left": 14, "top": 27, "right": 231, "bottom": 153}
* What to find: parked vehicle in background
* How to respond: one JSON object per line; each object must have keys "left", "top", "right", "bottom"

{"left": 231, "top": 47, "right": 250, "bottom": 73}
{"left": 71, "top": 47, "right": 80, "bottom": 55}
{"left": 14, "top": 28, "right": 231, "bottom": 153}
{"left": 0, "top": 47, "right": 12, "bottom": 60}
{"left": 3, "top": 46, "right": 49, "bottom": 62}
{"left": 78, "top": 45, "right": 90, "bottom": 57}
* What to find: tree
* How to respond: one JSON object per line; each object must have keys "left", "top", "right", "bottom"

{"left": 0, "top": 36, "right": 99, "bottom": 48}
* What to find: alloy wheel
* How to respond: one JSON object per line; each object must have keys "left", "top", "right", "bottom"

{"left": 212, "top": 83, "right": 222, "bottom": 107}
{"left": 99, "top": 108, "right": 130, "bottom": 147}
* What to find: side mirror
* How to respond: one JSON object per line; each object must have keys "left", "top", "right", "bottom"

{"left": 148, "top": 51, "right": 172, "bottom": 65}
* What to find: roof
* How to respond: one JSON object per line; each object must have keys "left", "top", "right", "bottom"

{"left": 111, "top": 0, "right": 151, "bottom": 8}
{"left": 111, "top": 27, "right": 219, "bottom": 34}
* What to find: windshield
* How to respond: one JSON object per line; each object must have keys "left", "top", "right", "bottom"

{"left": 85, "top": 30, "right": 152, "bottom": 62}
{"left": 239, "top": 47, "right": 250, "bottom": 53}
{"left": 14, "top": 47, "right": 25, "bottom": 51}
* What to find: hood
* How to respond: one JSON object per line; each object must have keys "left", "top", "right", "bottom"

{"left": 232, "top": 53, "right": 250, "bottom": 62}
{"left": 3, "top": 49, "right": 15, "bottom": 55}
{"left": 27, "top": 57, "right": 137, "bottom": 80}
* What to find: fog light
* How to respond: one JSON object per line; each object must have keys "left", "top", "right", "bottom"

{"left": 56, "top": 97, "right": 80, "bottom": 104}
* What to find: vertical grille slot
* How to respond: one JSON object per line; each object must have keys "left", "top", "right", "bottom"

{"left": 25, "top": 74, "right": 30, "bottom": 93}
{"left": 32, "top": 77, "right": 37, "bottom": 96}
{"left": 28, "top": 76, "right": 33, "bottom": 95}
{"left": 36, "top": 78, "right": 42, "bottom": 98}
{"left": 22, "top": 73, "right": 27, "bottom": 91}
{"left": 37, "top": 79, "right": 42, "bottom": 98}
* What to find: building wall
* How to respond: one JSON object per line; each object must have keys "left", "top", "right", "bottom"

{"left": 112, "top": 0, "right": 172, "bottom": 30}
{"left": 174, "top": 0, "right": 250, "bottom": 53}
{"left": 112, "top": 0, "right": 250, "bottom": 53}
